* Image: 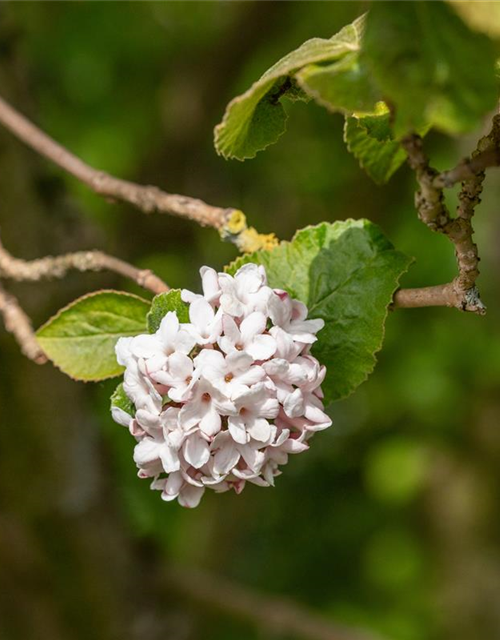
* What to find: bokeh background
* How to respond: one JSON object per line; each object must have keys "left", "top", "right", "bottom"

{"left": 1, "top": 3, "right": 500, "bottom": 640}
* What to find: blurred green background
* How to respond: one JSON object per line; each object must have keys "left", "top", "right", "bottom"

{"left": 1, "top": 3, "right": 499, "bottom": 640}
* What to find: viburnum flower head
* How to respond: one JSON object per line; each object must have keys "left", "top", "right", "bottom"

{"left": 114, "top": 263, "right": 332, "bottom": 508}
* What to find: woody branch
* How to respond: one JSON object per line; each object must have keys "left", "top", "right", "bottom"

{"left": 394, "top": 114, "right": 500, "bottom": 314}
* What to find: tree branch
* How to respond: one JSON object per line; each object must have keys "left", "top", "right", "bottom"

{"left": 0, "top": 239, "right": 169, "bottom": 295}
{"left": 0, "top": 94, "right": 278, "bottom": 253}
{"left": 164, "top": 565, "right": 385, "bottom": 640}
{"left": 0, "top": 94, "right": 235, "bottom": 228}
{"left": 0, "top": 282, "right": 47, "bottom": 364}
{"left": 396, "top": 116, "right": 500, "bottom": 314}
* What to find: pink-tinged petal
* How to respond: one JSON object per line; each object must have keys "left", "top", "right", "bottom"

{"left": 159, "top": 443, "right": 180, "bottom": 473}
{"left": 213, "top": 442, "right": 240, "bottom": 475}
{"left": 179, "top": 401, "right": 202, "bottom": 430}
{"left": 130, "top": 334, "right": 163, "bottom": 359}
{"left": 168, "top": 352, "right": 193, "bottom": 380}
{"left": 166, "top": 429, "right": 185, "bottom": 449}
{"left": 281, "top": 439, "right": 309, "bottom": 454}
{"left": 129, "top": 420, "right": 146, "bottom": 438}
{"left": 226, "top": 350, "right": 253, "bottom": 372}
{"left": 175, "top": 329, "right": 197, "bottom": 354}
{"left": 133, "top": 438, "right": 160, "bottom": 466}
{"left": 259, "top": 396, "right": 280, "bottom": 419}
{"left": 283, "top": 388, "right": 305, "bottom": 418}
{"left": 196, "top": 348, "right": 225, "bottom": 366}
{"left": 158, "top": 311, "right": 180, "bottom": 344}
{"left": 247, "top": 417, "right": 272, "bottom": 442}
{"left": 181, "top": 288, "right": 197, "bottom": 304}
{"left": 236, "top": 365, "right": 265, "bottom": 387}
{"left": 244, "top": 474, "right": 270, "bottom": 487}
{"left": 115, "top": 337, "right": 133, "bottom": 366}
{"left": 262, "top": 463, "right": 278, "bottom": 486}
{"left": 190, "top": 298, "right": 215, "bottom": 329}
{"left": 200, "top": 266, "right": 221, "bottom": 302}
{"left": 238, "top": 444, "right": 265, "bottom": 472}
{"left": 135, "top": 409, "right": 161, "bottom": 431}
{"left": 178, "top": 485, "right": 205, "bottom": 508}
{"left": 234, "top": 263, "right": 266, "bottom": 292}
{"left": 304, "top": 403, "right": 332, "bottom": 426}
{"left": 228, "top": 416, "right": 248, "bottom": 444}
{"left": 162, "top": 471, "right": 184, "bottom": 499}
{"left": 111, "top": 407, "right": 131, "bottom": 428}
{"left": 199, "top": 407, "right": 221, "bottom": 437}
{"left": 273, "top": 429, "right": 290, "bottom": 447}
{"left": 183, "top": 435, "right": 210, "bottom": 469}
{"left": 247, "top": 334, "right": 277, "bottom": 360}
{"left": 240, "top": 311, "right": 267, "bottom": 342}
{"left": 263, "top": 358, "right": 289, "bottom": 377}
{"left": 222, "top": 315, "right": 241, "bottom": 345}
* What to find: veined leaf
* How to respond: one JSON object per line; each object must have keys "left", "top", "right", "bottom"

{"left": 362, "top": 1, "right": 498, "bottom": 136}
{"left": 214, "top": 14, "right": 366, "bottom": 160}
{"left": 36, "top": 290, "right": 150, "bottom": 381}
{"left": 297, "top": 51, "right": 381, "bottom": 115}
{"left": 147, "top": 289, "right": 189, "bottom": 333}
{"left": 226, "top": 220, "right": 412, "bottom": 403}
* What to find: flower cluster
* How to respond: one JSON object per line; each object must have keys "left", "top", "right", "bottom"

{"left": 113, "top": 264, "right": 331, "bottom": 508}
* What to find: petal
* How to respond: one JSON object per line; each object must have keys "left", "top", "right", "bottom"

{"left": 159, "top": 443, "right": 181, "bottom": 473}
{"left": 111, "top": 407, "right": 132, "bottom": 428}
{"left": 213, "top": 442, "right": 240, "bottom": 475}
{"left": 183, "top": 434, "right": 210, "bottom": 469}
{"left": 228, "top": 416, "right": 249, "bottom": 444}
{"left": 200, "top": 266, "right": 221, "bottom": 302}
{"left": 162, "top": 471, "right": 184, "bottom": 500}
{"left": 158, "top": 311, "right": 180, "bottom": 344}
{"left": 133, "top": 438, "right": 161, "bottom": 466}
{"left": 199, "top": 407, "right": 221, "bottom": 437}
{"left": 283, "top": 388, "right": 305, "bottom": 418}
{"left": 247, "top": 417, "right": 272, "bottom": 443}
{"left": 247, "top": 334, "right": 277, "bottom": 361}
{"left": 130, "top": 334, "right": 163, "bottom": 359}
{"left": 190, "top": 298, "right": 215, "bottom": 330}
{"left": 179, "top": 400, "right": 202, "bottom": 430}
{"left": 240, "top": 311, "right": 267, "bottom": 343}
{"left": 168, "top": 351, "right": 193, "bottom": 380}
{"left": 178, "top": 484, "right": 205, "bottom": 508}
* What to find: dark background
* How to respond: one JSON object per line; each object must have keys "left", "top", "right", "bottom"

{"left": 1, "top": 3, "right": 499, "bottom": 640}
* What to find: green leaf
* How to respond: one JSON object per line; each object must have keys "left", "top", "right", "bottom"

{"left": 36, "top": 290, "right": 150, "bottom": 381}
{"left": 147, "top": 289, "right": 190, "bottom": 333}
{"left": 362, "top": 1, "right": 498, "bottom": 136}
{"left": 111, "top": 382, "right": 135, "bottom": 419}
{"left": 344, "top": 106, "right": 407, "bottom": 184}
{"left": 297, "top": 52, "right": 381, "bottom": 115}
{"left": 226, "top": 220, "right": 412, "bottom": 403}
{"left": 214, "top": 15, "right": 366, "bottom": 160}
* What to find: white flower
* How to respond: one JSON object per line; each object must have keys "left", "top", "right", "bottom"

{"left": 219, "top": 312, "right": 276, "bottom": 360}
{"left": 113, "top": 262, "right": 332, "bottom": 508}
{"left": 178, "top": 378, "right": 236, "bottom": 437}
{"left": 229, "top": 383, "right": 279, "bottom": 444}
{"left": 218, "top": 264, "right": 273, "bottom": 317}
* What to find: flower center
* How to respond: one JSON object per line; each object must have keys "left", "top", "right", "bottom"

{"left": 202, "top": 392, "right": 211, "bottom": 402}
{"left": 235, "top": 344, "right": 243, "bottom": 351}
{"left": 224, "top": 373, "right": 234, "bottom": 383}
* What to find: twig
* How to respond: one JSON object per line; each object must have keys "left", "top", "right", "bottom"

{"left": 396, "top": 117, "right": 500, "bottom": 315}
{"left": 0, "top": 282, "right": 47, "bottom": 364}
{"left": 0, "top": 94, "right": 278, "bottom": 253}
{"left": 0, "top": 94, "right": 232, "bottom": 228}
{"left": 392, "top": 283, "right": 485, "bottom": 314}
{"left": 0, "top": 240, "right": 169, "bottom": 296}
{"left": 164, "top": 565, "right": 385, "bottom": 640}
